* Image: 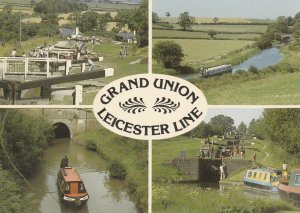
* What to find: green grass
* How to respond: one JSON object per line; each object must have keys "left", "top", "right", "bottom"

{"left": 159, "top": 17, "right": 274, "bottom": 24}
{"left": 75, "top": 128, "right": 148, "bottom": 212}
{"left": 191, "top": 24, "right": 268, "bottom": 33}
{"left": 88, "top": 2, "right": 138, "bottom": 11}
{"left": 153, "top": 29, "right": 260, "bottom": 40}
{"left": 153, "top": 183, "right": 293, "bottom": 213}
{"left": 200, "top": 72, "right": 300, "bottom": 105}
{"left": 153, "top": 39, "right": 254, "bottom": 66}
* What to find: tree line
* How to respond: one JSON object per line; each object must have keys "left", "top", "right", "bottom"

{"left": 0, "top": 0, "right": 147, "bottom": 48}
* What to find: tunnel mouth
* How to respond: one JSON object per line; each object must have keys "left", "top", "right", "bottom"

{"left": 53, "top": 122, "right": 70, "bottom": 139}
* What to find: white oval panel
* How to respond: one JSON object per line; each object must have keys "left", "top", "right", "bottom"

{"left": 93, "top": 74, "right": 208, "bottom": 140}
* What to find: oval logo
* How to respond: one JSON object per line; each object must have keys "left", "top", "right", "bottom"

{"left": 93, "top": 74, "right": 208, "bottom": 140}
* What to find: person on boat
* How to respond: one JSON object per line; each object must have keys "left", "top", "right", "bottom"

{"left": 60, "top": 156, "right": 69, "bottom": 168}
{"left": 252, "top": 152, "right": 256, "bottom": 167}
{"left": 282, "top": 161, "right": 288, "bottom": 180}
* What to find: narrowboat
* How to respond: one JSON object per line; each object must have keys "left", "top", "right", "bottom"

{"left": 243, "top": 168, "right": 280, "bottom": 193}
{"left": 57, "top": 167, "right": 89, "bottom": 207}
{"left": 278, "top": 169, "right": 300, "bottom": 205}
{"left": 200, "top": 64, "right": 232, "bottom": 77}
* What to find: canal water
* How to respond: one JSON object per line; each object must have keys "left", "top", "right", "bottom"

{"left": 26, "top": 139, "right": 138, "bottom": 213}
{"left": 180, "top": 47, "right": 283, "bottom": 80}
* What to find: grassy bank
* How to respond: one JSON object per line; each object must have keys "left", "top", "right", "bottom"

{"left": 153, "top": 183, "right": 293, "bottom": 213}
{"left": 153, "top": 136, "right": 298, "bottom": 212}
{"left": 0, "top": 166, "right": 26, "bottom": 213}
{"left": 75, "top": 128, "right": 148, "bottom": 212}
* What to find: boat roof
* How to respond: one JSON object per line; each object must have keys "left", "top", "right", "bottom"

{"left": 246, "top": 167, "right": 278, "bottom": 173}
{"left": 60, "top": 167, "right": 82, "bottom": 182}
{"left": 207, "top": 64, "right": 231, "bottom": 70}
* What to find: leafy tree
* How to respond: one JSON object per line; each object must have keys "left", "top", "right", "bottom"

{"left": 262, "top": 109, "right": 300, "bottom": 155}
{"left": 152, "top": 12, "right": 159, "bottom": 23}
{"left": 209, "top": 115, "right": 235, "bottom": 136}
{"left": 0, "top": 110, "right": 54, "bottom": 177}
{"left": 0, "top": 11, "right": 20, "bottom": 45}
{"left": 153, "top": 40, "right": 184, "bottom": 68}
{"left": 34, "top": 0, "right": 88, "bottom": 14}
{"left": 190, "top": 122, "right": 214, "bottom": 138}
{"left": 41, "top": 13, "right": 59, "bottom": 25}
{"left": 293, "top": 20, "right": 300, "bottom": 38}
{"left": 178, "top": 11, "right": 195, "bottom": 31}
{"left": 237, "top": 121, "right": 247, "bottom": 134}
{"left": 166, "top": 12, "right": 170, "bottom": 17}
{"left": 98, "top": 13, "right": 113, "bottom": 31}
{"left": 256, "top": 33, "right": 272, "bottom": 50}
{"left": 78, "top": 11, "right": 100, "bottom": 33}
{"left": 247, "top": 118, "right": 265, "bottom": 139}
{"left": 213, "top": 17, "right": 219, "bottom": 24}
{"left": 208, "top": 30, "right": 217, "bottom": 39}
{"left": 3, "top": 4, "right": 12, "bottom": 14}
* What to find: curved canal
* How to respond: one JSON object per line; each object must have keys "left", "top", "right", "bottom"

{"left": 26, "top": 139, "right": 138, "bottom": 213}
{"left": 180, "top": 47, "right": 283, "bottom": 80}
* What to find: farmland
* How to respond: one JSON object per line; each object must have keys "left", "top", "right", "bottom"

{"left": 153, "top": 38, "right": 255, "bottom": 67}
{"left": 159, "top": 17, "right": 273, "bottom": 24}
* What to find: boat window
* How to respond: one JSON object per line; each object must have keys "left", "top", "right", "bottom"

{"left": 258, "top": 173, "right": 262, "bottom": 179}
{"left": 247, "top": 171, "right": 252, "bottom": 178}
{"left": 264, "top": 173, "right": 267, "bottom": 180}
{"left": 253, "top": 172, "right": 257, "bottom": 178}
{"left": 78, "top": 182, "right": 86, "bottom": 193}
{"left": 64, "top": 183, "right": 70, "bottom": 194}
{"left": 295, "top": 175, "right": 300, "bottom": 185}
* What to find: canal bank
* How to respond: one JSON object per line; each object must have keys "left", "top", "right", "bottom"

{"left": 74, "top": 128, "right": 148, "bottom": 213}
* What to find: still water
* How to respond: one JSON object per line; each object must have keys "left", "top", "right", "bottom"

{"left": 180, "top": 47, "right": 283, "bottom": 80}
{"left": 232, "top": 47, "right": 283, "bottom": 72}
{"left": 26, "top": 139, "right": 138, "bottom": 213}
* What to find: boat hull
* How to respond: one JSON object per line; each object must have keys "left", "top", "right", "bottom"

{"left": 278, "top": 182, "right": 300, "bottom": 205}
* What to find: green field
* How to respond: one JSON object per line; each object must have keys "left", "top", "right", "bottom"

{"left": 153, "top": 29, "right": 260, "bottom": 40}
{"left": 153, "top": 38, "right": 254, "bottom": 65}
{"left": 159, "top": 17, "right": 274, "bottom": 24}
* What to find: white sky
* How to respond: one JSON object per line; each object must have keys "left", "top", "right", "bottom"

{"left": 204, "top": 108, "right": 264, "bottom": 127}
{"left": 153, "top": 0, "right": 300, "bottom": 19}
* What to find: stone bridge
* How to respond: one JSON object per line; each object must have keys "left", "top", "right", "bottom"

{"left": 42, "top": 108, "right": 99, "bottom": 139}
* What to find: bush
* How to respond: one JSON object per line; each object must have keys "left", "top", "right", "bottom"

{"left": 109, "top": 160, "right": 127, "bottom": 179}
{"left": 85, "top": 140, "right": 97, "bottom": 151}
{"left": 153, "top": 40, "right": 184, "bottom": 68}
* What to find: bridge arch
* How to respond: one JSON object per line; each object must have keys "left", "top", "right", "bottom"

{"left": 52, "top": 122, "right": 72, "bottom": 139}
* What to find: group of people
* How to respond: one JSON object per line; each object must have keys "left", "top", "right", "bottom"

{"left": 119, "top": 46, "right": 129, "bottom": 59}
{"left": 224, "top": 145, "right": 246, "bottom": 159}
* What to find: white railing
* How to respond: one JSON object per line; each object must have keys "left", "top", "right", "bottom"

{"left": 0, "top": 57, "right": 69, "bottom": 79}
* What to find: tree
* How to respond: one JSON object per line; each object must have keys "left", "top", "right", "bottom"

{"left": 41, "top": 13, "right": 59, "bottom": 25}
{"left": 208, "top": 30, "right": 217, "bottom": 39}
{"left": 209, "top": 115, "right": 235, "bottom": 136}
{"left": 237, "top": 122, "right": 247, "bottom": 134}
{"left": 152, "top": 12, "right": 159, "bottom": 23}
{"left": 256, "top": 33, "right": 272, "bottom": 50}
{"left": 0, "top": 110, "right": 54, "bottom": 177}
{"left": 3, "top": 4, "right": 12, "bottom": 14}
{"left": 213, "top": 17, "right": 219, "bottom": 24}
{"left": 190, "top": 122, "right": 214, "bottom": 138}
{"left": 78, "top": 11, "right": 100, "bottom": 33}
{"left": 166, "top": 12, "right": 170, "bottom": 17}
{"left": 178, "top": 11, "right": 195, "bottom": 31}
{"left": 247, "top": 118, "right": 265, "bottom": 139}
{"left": 153, "top": 40, "right": 184, "bottom": 68}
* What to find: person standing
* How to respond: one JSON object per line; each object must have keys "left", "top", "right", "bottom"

{"left": 11, "top": 48, "right": 16, "bottom": 57}
{"left": 252, "top": 152, "right": 256, "bottom": 167}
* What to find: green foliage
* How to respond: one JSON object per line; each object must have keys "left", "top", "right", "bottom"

{"left": 152, "top": 12, "right": 159, "bottom": 23}
{"left": 208, "top": 29, "right": 217, "bottom": 39}
{"left": 246, "top": 119, "right": 265, "bottom": 139}
{"left": 34, "top": 0, "right": 88, "bottom": 14}
{"left": 178, "top": 11, "right": 195, "bottom": 30}
{"left": 189, "top": 121, "right": 213, "bottom": 138}
{"left": 256, "top": 33, "right": 272, "bottom": 50}
{"left": 109, "top": 160, "right": 127, "bottom": 179}
{"left": 262, "top": 109, "right": 300, "bottom": 156}
{"left": 237, "top": 121, "right": 247, "bottom": 134}
{"left": 0, "top": 110, "right": 54, "bottom": 177}
{"left": 0, "top": 166, "right": 26, "bottom": 213}
{"left": 209, "top": 114, "right": 235, "bottom": 135}
{"left": 78, "top": 11, "right": 100, "bottom": 33}
{"left": 153, "top": 40, "right": 184, "bottom": 68}
{"left": 41, "top": 13, "right": 59, "bottom": 25}
{"left": 85, "top": 140, "right": 97, "bottom": 151}
{"left": 248, "top": 65, "right": 258, "bottom": 74}
{"left": 0, "top": 10, "right": 20, "bottom": 45}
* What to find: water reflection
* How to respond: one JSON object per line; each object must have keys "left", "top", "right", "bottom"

{"left": 26, "top": 139, "right": 137, "bottom": 213}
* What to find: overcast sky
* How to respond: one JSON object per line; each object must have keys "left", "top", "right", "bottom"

{"left": 204, "top": 108, "right": 264, "bottom": 127}
{"left": 153, "top": 0, "right": 300, "bottom": 19}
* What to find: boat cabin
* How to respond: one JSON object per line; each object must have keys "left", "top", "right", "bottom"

{"left": 200, "top": 64, "right": 232, "bottom": 77}
{"left": 243, "top": 168, "right": 280, "bottom": 192}
{"left": 57, "top": 167, "right": 89, "bottom": 207}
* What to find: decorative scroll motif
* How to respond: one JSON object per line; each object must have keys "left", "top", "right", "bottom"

{"left": 152, "top": 97, "right": 180, "bottom": 114}
{"left": 119, "top": 97, "right": 146, "bottom": 114}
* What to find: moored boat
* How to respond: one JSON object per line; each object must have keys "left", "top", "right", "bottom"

{"left": 278, "top": 169, "right": 300, "bottom": 205}
{"left": 57, "top": 166, "right": 89, "bottom": 207}
{"left": 243, "top": 168, "right": 280, "bottom": 193}
{"left": 200, "top": 64, "right": 232, "bottom": 77}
